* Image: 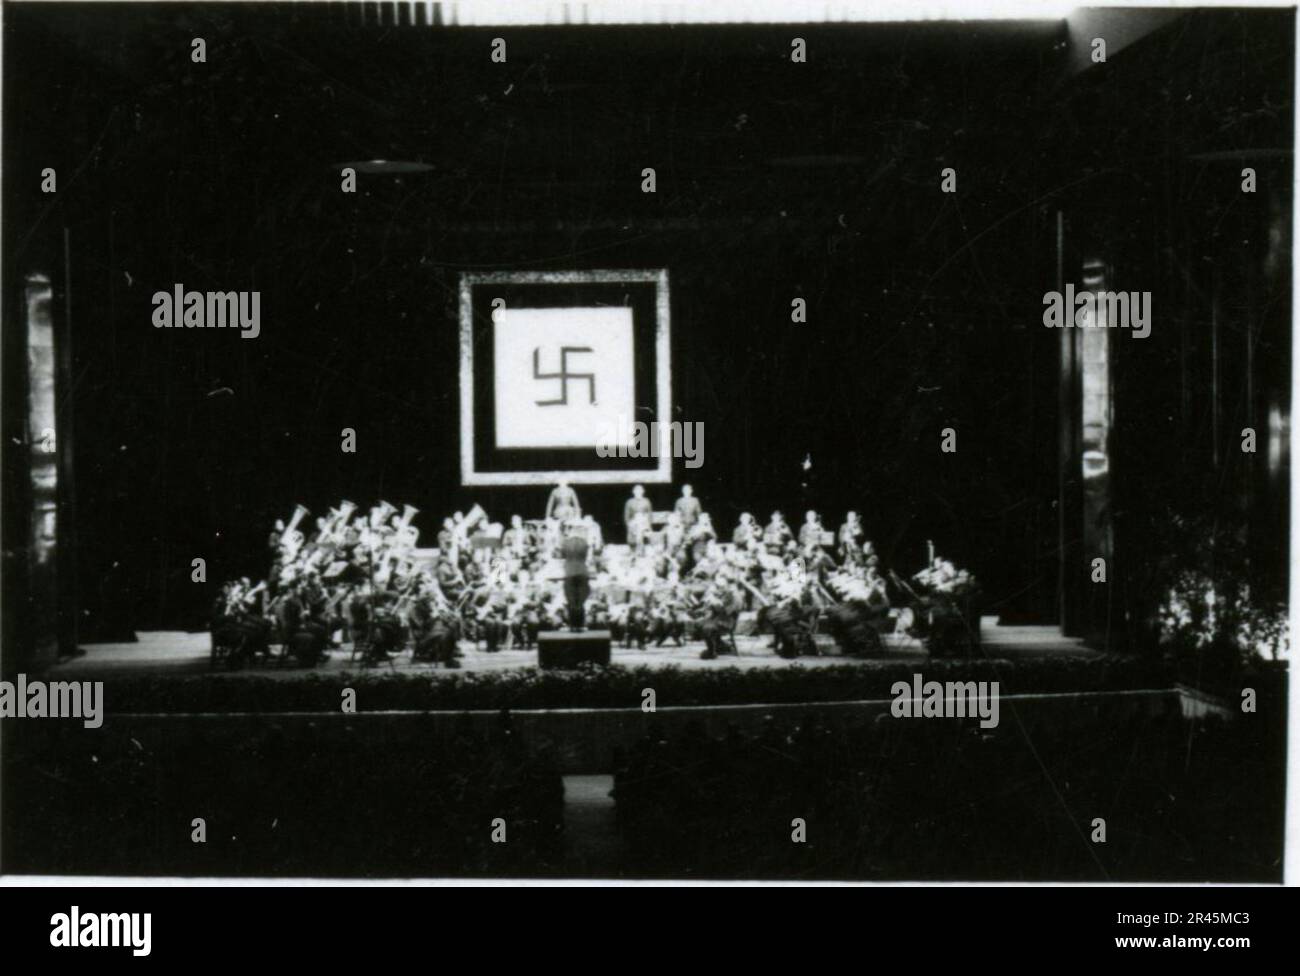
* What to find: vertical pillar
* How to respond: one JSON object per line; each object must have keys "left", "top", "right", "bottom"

{"left": 57, "top": 228, "right": 78, "bottom": 657}
{"left": 1056, "top": 211, "right": 1082, "bottom": 635}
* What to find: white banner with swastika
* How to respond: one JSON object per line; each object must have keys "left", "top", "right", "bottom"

{"left": 492, "top": 305, "right": 635, "bottom": 449}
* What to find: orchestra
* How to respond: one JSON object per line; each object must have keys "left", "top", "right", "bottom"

{"left": 211, "top": 482, "right": 924, "bottom": 668}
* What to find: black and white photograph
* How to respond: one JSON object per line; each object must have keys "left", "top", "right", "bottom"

{"left": 0, "top": 0, "right": 1295, "bottom": 908}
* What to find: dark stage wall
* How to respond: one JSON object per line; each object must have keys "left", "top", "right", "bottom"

{"left": 2, "top": 5, "right": 1291, "bottom": 644}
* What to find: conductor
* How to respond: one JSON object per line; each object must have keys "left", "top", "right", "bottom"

{"left": 560, "top": 524, "right": 591, "bottom": 632}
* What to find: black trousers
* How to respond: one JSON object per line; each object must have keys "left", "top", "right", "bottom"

{"left": 564, "top": 576, "right": 590, "bottom": 630}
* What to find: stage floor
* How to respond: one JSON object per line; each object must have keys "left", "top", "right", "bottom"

{"left": 49, "top": 618, "right": 1097, "bottom": 679}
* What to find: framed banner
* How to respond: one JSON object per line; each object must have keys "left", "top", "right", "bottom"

{"left": 458, "top": 269, "right": 672, "bottom": 486}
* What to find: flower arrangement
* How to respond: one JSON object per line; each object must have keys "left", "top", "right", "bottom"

{"left": 1234, "top": 593, "right": 1289, "bottom": 662}
{"left": 1155, "top": 570, "right": 1288, "bottom": 664}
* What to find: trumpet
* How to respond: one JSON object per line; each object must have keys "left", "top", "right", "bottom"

{"left": 394, "top": 504, "right": 420, "bottom": 547}
{"left": 282, "top": 529, "right": 306, "bottom": 559}
{"left": 375, "top": 544, "right": 409, "bottom": 586}
{"left": 338, "top": 499, "right": 358, "bottom": 522}
{"left": 282, "top": 504, "right": 310, "bottom": 545}
{"left": 237, "top": 580, "right": 268, "bottom": 614}
{"left": 369, "top": 500, "right": 397, "bottom": 529}
{"left": 319, "top": 506, "right": 341, "bottom": 540}
{"left": 327, "top": 500, "right": 358, "bottom": 541}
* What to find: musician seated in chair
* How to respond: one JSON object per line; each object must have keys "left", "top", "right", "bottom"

{"left": 502, "top": 514, "right": 530, "bottom": 558}
{"left": 276, "top": 586, "right": 304, "bottom": 647}
{"left": 649, "top": 594, "right": 687, "bottom": 647}
{"left": 798, "top": 510, "right": 825, "bottom": 552}
{"left": 662, "top": 512, "right": 686, "bottom": 555}
{"left": 433, "top": 611, "right": 462, "bottom": 667}
{"left": 541, "top": 593, "right": 567, "bottom": 631}
{"left": 805, "top": 545, "right": 837, "bottom": 583}
{"left": 622, "top": 604, "right": 649, "bottom": 649}
{"left": 698, "top": 596, "right": 738, "bottom": 660}
{"left": 838, "top": 511, "right": 863, "bottom": 563}
{"left": 687, "top": 514, "right": 717, "bottom": 568}
{"left": 763, "top": 511, "right": 792, "bottom": 551}
{"left": 763, "top": 597, "right": 816, "bottom": 659}
{"left": 288, "top": 597, "right": 333, "bottom": 667}
{"left": 366, "top": 590, "right": 405, "bottom": 663}
{"left": 581, "top": 514, "right": 605, "bottom": 552}
{"left": 211, "top": 581, "right": 271, "bottom": 669}
{"left": 607, "top": 601, "right": 628, "bottom": 643}
{"left": 732, "top": 512, "right": 759, "bottom": 550}
{"left": 478, "top": 598, "right": 509, "bottom": 652}
{"left": 437, "top": 518, "right": 457, "bottom": 558}
{"left": 435, "top": 555, "right": 464, "bottom": 603}
{"left": 585, "top": 593, "right": 611, "bottom": 633}
{"left": 408, "top": 593, "right": 435, "bottom": 653}
{"left": 267, "top": 583, "right": 325, "bottom": 666}
{"left": 411, "top": 603, "right": 461, "bottom": 668}
{"left": 515, "top": 597, "right": 543, "bottom": 649}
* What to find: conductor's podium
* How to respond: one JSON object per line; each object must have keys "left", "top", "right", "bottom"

{"left": 537, "top": 630, "right": 612, "bottom": 669}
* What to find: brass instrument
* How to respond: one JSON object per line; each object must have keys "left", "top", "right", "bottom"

{"left": 424, "top": 576, "right": 453, "bottom": 613}
{"left": 241, "top": 580, "right": 268, "bottom": 613}
{"left": 337, "top": 499, "right": 358, "bottom": 525}
{"left": 319, "top": 506, "right": 340, "bottom": 537}
{"left": 378, "top": 544, "right": 418, "bottom": 588}
{"left": 282, "top": 532, "right": 306, "bottom": 561}
{"left": 282, "top": 505, "right": 309, "bottom": 545}
{"left": 369, "top": 500, "right": 397, "bottom": 529}
{"left": 323, "top": 500, "right": 358, "bottom": 543}
{"left": 391, "top": 574, "right": 425, "bottom": 618}
{"left": 394, "top": 504, "right": 420, "bottom": 547}
{"left": 319, "top": 500, "right": 353, "bottom": 542}
{"left": 375, "top": 548, "right": 398, "bottom": 586}
{"left": 738, "top": 577, "right": 771, "bottom": 608}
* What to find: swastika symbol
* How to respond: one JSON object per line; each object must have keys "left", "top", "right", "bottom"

{"left": 533, "top": 346, "right": 596, "bottom": 406}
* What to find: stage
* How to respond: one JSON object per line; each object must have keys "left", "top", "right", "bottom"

{"left": 48, "top": 618, "right": 1097, "bottom": 680}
